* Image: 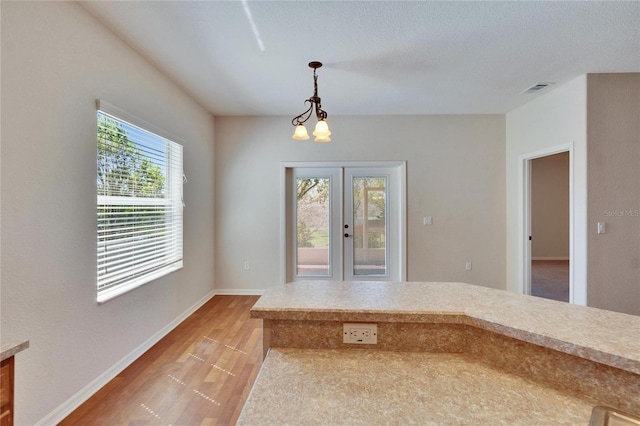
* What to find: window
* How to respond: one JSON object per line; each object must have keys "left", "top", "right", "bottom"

{"left": 96, "top": 102, "right": 183, "bottom": 303}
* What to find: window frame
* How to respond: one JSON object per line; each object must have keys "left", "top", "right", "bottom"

{"left": 96, "top": 100, "right": 184, "bottom": 303}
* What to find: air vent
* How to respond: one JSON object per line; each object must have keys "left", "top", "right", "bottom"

{"left": 522, "top": 82, "right": 554, "bottom": 94}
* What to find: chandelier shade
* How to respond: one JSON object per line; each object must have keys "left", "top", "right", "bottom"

{"left": 292, "top": 124, "right": 310, "bottom": 140}
{"left": 291, "top": 61, "right": 332, "bottom": 143}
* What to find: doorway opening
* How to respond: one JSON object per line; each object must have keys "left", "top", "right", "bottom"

{"left": 522, "top": 146, "right": 573, "bottom": 302}
{"left": 530, "top": 152, "right": 570, "bottom": 301}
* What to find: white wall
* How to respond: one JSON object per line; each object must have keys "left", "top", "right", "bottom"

{"left": 505, "top": 76, "right": 587, "bottom": 303}
{"left": 215, "top": 115, "right": 506, "bottom": 293}
{"left": 1, "top": 2, "right": 216, "bottom": 424}
{"left": 531, "top": 152, "right": 570, "bottom": 259}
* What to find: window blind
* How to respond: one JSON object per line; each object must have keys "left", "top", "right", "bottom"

{"left": 97, "top": 107, "right": 183, "bottom": 302}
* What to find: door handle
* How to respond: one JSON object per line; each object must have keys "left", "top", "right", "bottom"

{"left": 344, "top": 233, "right": 351, "bottom": 238}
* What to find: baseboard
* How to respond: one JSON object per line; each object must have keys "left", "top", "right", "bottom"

{"left": 214, "top": 288, "right": 265, "bottom": 296}
{"left": 35, "top": 290, "right": 216, "bottom": 426}
{"left": 531, "top": 257, "right": 570, "bottom": 261}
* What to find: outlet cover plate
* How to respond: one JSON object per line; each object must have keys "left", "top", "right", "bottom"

{"left": 343, "top": 323, "right": 377, "bottom": 344}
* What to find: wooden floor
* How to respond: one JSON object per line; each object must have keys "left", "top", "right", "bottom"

{"left": 531, "top": 260, "right": 569, "bottom": 302}
{"left": 61, "top": 295, "right": 263, "bottom": 426}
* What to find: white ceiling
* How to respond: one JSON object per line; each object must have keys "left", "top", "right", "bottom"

{"left": 79, "top": 1, "right": 640, "bottom": 116}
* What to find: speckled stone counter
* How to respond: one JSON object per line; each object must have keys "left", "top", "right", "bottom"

{"left": 251, "top": 281, "right": 640, "bottom": 373}
{"left": 1, "top": 340, "right": 29, "bottom": 362}
{"left": 238, "top": 348, "right": 595, "bottom": 426}
{"left": 248, "top": 281, "right": 640, "bottom": 418}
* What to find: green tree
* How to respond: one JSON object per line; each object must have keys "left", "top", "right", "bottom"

{"left": 297, "top": 221, "right": 314, "bottom": 247}
{"left": 97, "top": 115, "right": 165, "bottom": 198}
{"left": 97, "top": 115, "right": 168, "bottom": 245}
{"left": 297, "top": 178, "right": 328, "bottom": 201}
{"left": 296, "top": 178, "right": 330, "bottom": 248}
{"left": 353, "top": 177, "right": 386, "bottom": 220}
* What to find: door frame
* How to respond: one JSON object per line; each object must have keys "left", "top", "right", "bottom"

{"left": 519, "top": 144, "right": 577, "bottom": 302}
{"left": 280, "top": 161, "right": 407, "bottom": 284}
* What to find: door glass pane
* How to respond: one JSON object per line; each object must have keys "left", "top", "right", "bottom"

{"left": 296, "top": 177, "right": 330, "bottom": 276}
{"left": 352, "top": 177, "right": 387, "bottom": 276}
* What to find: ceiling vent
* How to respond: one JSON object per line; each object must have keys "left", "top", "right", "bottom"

{"left": 522, "top": 82, "right": 554, "bottom": 94}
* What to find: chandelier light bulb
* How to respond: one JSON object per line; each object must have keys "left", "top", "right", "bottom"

{"left": 292, "top": 124, "right": 310, "bottom": 140}
{"left": 312, "top": 119, "right": 331, "bottom": 138}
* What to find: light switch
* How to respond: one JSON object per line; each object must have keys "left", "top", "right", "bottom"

{"left": 597, "top": 222, "right": 606, "bottom": 234}
{"left": 423, "top": 216, "right": 433, "bottom": 225}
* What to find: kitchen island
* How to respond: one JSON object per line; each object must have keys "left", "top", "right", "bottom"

{"left": 238, "top": 281, "right": 640, "bottom": 424}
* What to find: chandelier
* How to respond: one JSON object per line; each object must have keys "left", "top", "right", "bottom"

{"left": 291, "top": 61, "right": 331, "bottom": 142}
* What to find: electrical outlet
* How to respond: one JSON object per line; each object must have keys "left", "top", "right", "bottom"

{"left": 465, "top": 261, "right": 472, "bottom": 271}
{"left": 243, "top": 261, "right": 250, "bottom": 270}
{"left": 343, "top": 323, "right": 377, "bottom": 344}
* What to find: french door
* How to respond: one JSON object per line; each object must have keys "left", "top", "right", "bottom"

{"left": 282, "top": 162, "right": 406, "bottom": 283}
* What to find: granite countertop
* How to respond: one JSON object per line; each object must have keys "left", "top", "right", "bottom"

{"left": 237, "top": 348, "right": 595, "bottom": 426}
{"left": 1, "top": 339, "right": 29, "bottom": 361}
{"left": 251, "top": 281, "right": 640, "bottom": 374}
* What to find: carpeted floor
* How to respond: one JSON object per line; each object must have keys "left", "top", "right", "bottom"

{"left": 531, "top": 260, "right": 569, "bottom": 302}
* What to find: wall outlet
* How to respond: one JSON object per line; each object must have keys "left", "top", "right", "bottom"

{"left": 243, "top": 261, "right": 250, "bottom": 270}
{"left": 465, "top": 261, "right": 472, "bottom": 271}
{"left": 343, "top": 323, "right": 377, "bottom": 344}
